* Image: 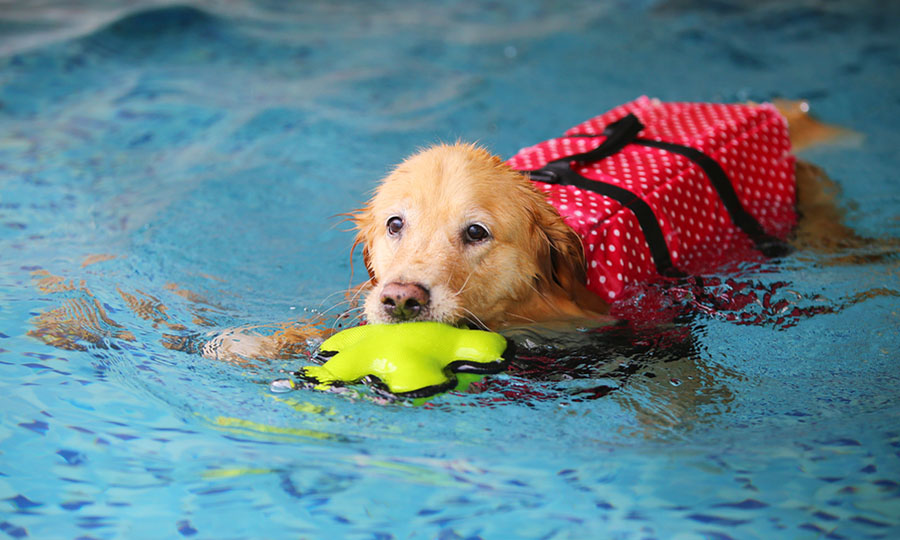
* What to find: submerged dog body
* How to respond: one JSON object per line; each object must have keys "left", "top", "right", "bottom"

{"left": 355, "top": 143, "right": 609, "bottom": 329}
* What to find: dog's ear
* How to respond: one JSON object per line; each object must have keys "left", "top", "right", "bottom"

{"left": 528, "top": 195, "right": 612, "bottom": 318}
{"left": 349, "top": 205, "right": 378, "bottom": 282}
{"left": 530, "top": 195, "right": 588, "bottom": 297}
{"left": 355, "top": 242, "right": 375, "bottom": 281}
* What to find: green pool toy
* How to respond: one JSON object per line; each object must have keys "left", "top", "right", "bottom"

{"left": 297, "top": 322, "right": 514, "bottom": 398}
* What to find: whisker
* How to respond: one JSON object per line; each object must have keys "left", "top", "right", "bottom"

{"left": 348, "top": 278, "right": 373, "bottom": 307}
{"left": 323, "top": 301, "right": 364, "bottom": 319}
{"left": 329, "top": 307, "right": 364, "bottom": 332}
{"left": 314, "top": 279, "right": 374, "bottom": 319}
{"left": 315, "top": 298, "right": 354, "bottom": 318}
{"left": 526, "top": 280, "right": 555, "bottom": 309}
{"left": 453, "top": 268, "right": 477, "bottom": 297}
{"left": 459, "top": 307, "right": 489, "bottom": 331}
{"left": 341, "top": 305, "right": 365, "bottom": 315}
{"left": 315, "top": 288, "right": 354, "bottom": 311}
{"left": 443, "top": 272, "right": 454, "bottom": 292}
{"left": 505, "top": 312, "right": 537, "bottom": 324}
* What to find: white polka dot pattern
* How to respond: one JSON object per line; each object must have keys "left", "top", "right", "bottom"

{"left": 507, "top": 98, "right": 797, "bottom": 301}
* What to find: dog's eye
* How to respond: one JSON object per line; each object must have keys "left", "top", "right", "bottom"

{"left": 386, "top": 216, "right": 404, "bottom": 237}
{"left": 464, "top": 223, "right": 490, "bottom": 244}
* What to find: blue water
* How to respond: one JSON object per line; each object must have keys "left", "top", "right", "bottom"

{"left": 2, "top": 1, "right": 899, "bottom": 538}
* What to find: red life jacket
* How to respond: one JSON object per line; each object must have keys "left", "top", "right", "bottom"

{"left": 507, "top": 97, "right": 797, "bottom": 301}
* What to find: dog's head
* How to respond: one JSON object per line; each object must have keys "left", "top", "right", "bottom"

{"left": 353, "top": 143, "right": 604, "bottom": 329}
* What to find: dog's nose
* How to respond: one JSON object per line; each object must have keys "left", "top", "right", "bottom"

{"left": 380, "top": 282, "right": 430, "bottom": 321}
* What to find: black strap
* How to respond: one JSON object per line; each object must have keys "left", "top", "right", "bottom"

{"left": 550, "top": 114, "right": 645, "bottom": 163}
{"left": 633, "top": 138, "right": 789, "bottom": 257}
{"left": 529, "top": 161, "right": 681, "bottom": 278}
{"left": 527, "top": 113, "right": 789, "bottom": 277}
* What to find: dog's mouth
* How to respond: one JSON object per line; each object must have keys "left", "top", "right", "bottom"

{"left": 461, "top": 319, "right": 488, "bottom": 331}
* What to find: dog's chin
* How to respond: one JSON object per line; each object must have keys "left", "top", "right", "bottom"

{"left": 363, "top": 311, "right": 474, "bottom": 328}
{"left": 363, "top": 305, "right": 469, "bottom": 327}
{"left": 364, "top": 313, "right": 475, "bottom": 329}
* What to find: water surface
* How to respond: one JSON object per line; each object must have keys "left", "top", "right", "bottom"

{"left": 1, "top": 1, "right": 899, "bottom": 538}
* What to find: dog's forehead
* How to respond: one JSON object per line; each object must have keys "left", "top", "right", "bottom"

{"left": 376, "top": 145, "right": 530, "bottom": 221}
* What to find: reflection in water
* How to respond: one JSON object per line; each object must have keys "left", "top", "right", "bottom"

{"left": 481, "top": 311, "right": 733, "bottom": 436}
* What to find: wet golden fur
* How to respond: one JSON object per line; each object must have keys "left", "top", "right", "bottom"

{"left": 354, "top": 143, "right": 609, "bottom": 329}
{"left": 351, "top": 101, "right": 864, "bottom": 331}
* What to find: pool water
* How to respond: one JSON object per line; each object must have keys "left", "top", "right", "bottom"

{"left": 2, "top": 1, "right": 899, "bottom": 538}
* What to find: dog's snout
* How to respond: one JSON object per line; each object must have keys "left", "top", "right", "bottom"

{"left": 380, "top": 282, "right": 430, "bottom": 321}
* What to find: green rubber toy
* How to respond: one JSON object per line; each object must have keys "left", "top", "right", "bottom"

{"left": 297, "top": 322, "right": 513, "bottom": 398}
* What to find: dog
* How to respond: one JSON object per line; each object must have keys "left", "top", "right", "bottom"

{"left": 180, "top": 99, "right": 875, "bottom": 362}
{"left": 353, "top": 142, "right": 611, "bottom": 330}
{"left": 350, "top": 100, "right": 860, "bottom": 335}
{"left": 29, "top": 100, "right": 870, "bottom": 363}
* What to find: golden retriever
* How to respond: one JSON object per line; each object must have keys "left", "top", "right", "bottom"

{"left": 30, "top": 101, "right": 866, "bottom": 362}
{"left": 353, "top": 142, "right": 611, "bottom": 330}
{"left": 350, "top": 100, "right": 855, "bottom": 333}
